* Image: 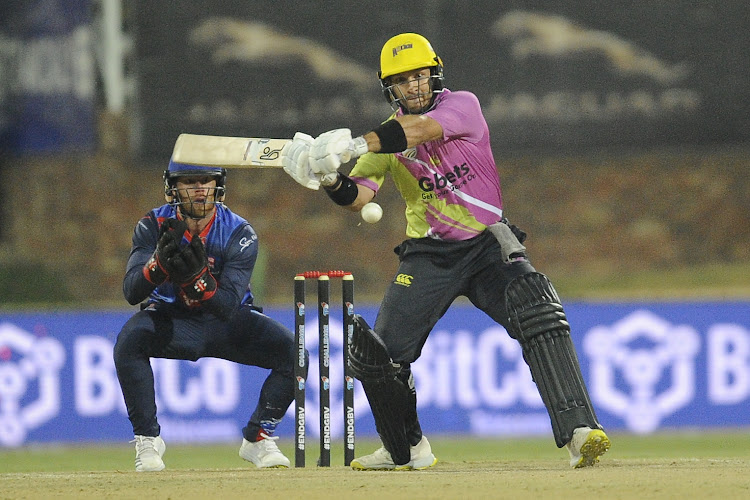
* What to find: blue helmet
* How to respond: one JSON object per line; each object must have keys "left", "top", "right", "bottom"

{"left": 163, "top": 159, "right": 227, "bottom": 204}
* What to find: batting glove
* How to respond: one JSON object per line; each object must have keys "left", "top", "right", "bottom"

{"left": 309, "top": 129, "right": 368, "bottom": 186}
{"left": 281, "top": 132, "right": 320, "bottom": 190}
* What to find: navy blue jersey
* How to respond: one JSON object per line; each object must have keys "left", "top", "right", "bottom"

{"left": 123, "top": 204, "right": 258, "bottom": 319}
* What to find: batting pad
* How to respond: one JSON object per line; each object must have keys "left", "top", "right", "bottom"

{"left": 349, "top": 314, "right": 411, "bottom": 465}
{"left": 505, "top": 273, "right": 602, "bottom": 447}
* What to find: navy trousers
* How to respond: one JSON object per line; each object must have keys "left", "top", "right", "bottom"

{"left": 113, "top": 303, "right": 304, "bottom": 441}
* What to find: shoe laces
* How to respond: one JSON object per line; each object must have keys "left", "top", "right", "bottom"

{"left": 257, "top": 432, "right": 281, "bottom": 452}
{"left": 131, "top": 436, "right": 159, "bottom": 455}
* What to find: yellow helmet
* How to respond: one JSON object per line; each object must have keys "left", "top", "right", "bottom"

{"left": 379, "top": 33, "right": 443, "bottom": 80}
{"left": 379, "top": 33, "right": 445, "bottom": 113}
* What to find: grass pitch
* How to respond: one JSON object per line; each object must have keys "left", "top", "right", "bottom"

{"left": 2, "top": 432, "right": 750, "bottom": 499}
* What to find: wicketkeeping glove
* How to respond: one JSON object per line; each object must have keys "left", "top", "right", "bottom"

{"left": 309, "top": 129, "right": 368, "bottom": 186}
{"left": 281, "top": 132, "right": 320, "bottom": 190}
{"left": 168, "top": 237, "right": 217, "bottom": 306}
{"left": 143, "top": 218, "right": 187, "bottom": 285}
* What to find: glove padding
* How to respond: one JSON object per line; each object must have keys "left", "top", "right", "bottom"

{"left": 281, "top": 132, "right": 320, "bottom": 190}
{"left": 164, "top": 235, "right": 206, "bottom": 283}
{"left": 309, "top": 129, "right": 368, "bottom": 186}
{"left": 143, "top": 218, "right": 187, "bottom": 285}
{"left": 178, "top": 265, "right": 217, "bottom": 307}
{"left": 166, "top": 237, "right": 217, "bottom": 306}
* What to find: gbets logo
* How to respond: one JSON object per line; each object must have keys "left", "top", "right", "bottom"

{"left": 418, "top": 164, "right": 470, "bottom": 191}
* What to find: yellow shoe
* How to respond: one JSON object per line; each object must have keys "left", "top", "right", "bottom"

{"left": 394, "top": 437, "right": 437, "bottom": 471}
{"left": 566, "top": 427, "right": 610, "bottom": 468}
{"left": 350, "top": 445, "right": 396, "bottom": 470}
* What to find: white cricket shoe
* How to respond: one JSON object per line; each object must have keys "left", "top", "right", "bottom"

{"left": 239, "top": 433, "right": 290, "bottom": 468}
{"left": 566, "top": 426, "right": 611, "bottom": 468}
{"left": 132, "top": 435, "right": 166, "bottom": 472}
{"left": 351, "top": 436, "right": 437, "bottom": 471}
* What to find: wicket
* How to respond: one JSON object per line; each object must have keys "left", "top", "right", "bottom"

{"left": 294, "top": 270, "right": 355, "bottom": 467}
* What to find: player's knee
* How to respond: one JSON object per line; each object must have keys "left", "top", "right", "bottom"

{"left": 113, "top": 326, "right": 146, "bottom": 363}
{"left": 504, "top": 272, "right": 570, "bottom": 343}
{"left": 349, "top": 314, "right": 400, "bottom": 382}
{"left": 271, "top": 329, "right": 306, "bottom": 377}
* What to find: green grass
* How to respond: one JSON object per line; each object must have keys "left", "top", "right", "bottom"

{"left": 552, "top": 261, "right": 750, "bottom": 300}
{"left": 3, "top": 433, "right": 750, "bottom": 500}
{"left": 2, "top": 431, "right": 750, "bottom": 473}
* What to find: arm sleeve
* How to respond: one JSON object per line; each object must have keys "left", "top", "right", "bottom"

{"left": 200, "top": 223, "right": 258, "bottom": 320}
{"left": 348, "top": 152, "right": 397, "bottom": 194}
{"left": 122, "top": 214, "right": 160, "bottom": 305}
{"left": 426, "top": 91, "right": 485, "bottom": 143}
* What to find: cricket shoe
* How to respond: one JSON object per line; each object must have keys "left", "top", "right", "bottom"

{"left": 566, "top": 426, "right": 611, "bottom": 468}
{"left": 132, "top": 435, "right": 166, "bottom": 472}
{"left": 239, "top": 433, "right": 290, "bottom": 468}
{"left": 351, "top": 436, "right": 437, "bottom": 471}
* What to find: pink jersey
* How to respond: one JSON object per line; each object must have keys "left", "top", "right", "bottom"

{"left": 350, "top": 89, "right": 504, "bottom": 240}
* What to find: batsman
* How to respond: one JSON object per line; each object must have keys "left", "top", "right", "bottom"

{"left": 282, "top": 32, "right": 610, "bottom": 470}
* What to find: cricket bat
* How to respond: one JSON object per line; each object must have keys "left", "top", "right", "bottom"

{"left": 171, "top": 133, "right": 291, "bottom": 168}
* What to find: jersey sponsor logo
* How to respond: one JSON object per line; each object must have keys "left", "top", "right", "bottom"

{"left": 418, "top": 163, "right": 472, "bottom": 192}
{"left": 394, "top": 273, "right": 413, "bottom": 287}
{"left": 239, "top": 235, "right": 256, "bottom": 252}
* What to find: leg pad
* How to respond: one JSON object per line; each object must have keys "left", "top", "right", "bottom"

{"left": 505, "top": 273, "right": 602, "bottom": 447}
{"left": 348, "top": 315, "right": 411, "bottom": 464}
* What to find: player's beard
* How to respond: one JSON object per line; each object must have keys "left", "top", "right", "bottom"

{"left": 404, "top": 93, "right": 432, "bottom": 114}
{"left": 399, "top": 79, "right": 434, "bottom": 114}
{"left": 178, "top": 189, "right": 217, "bottom": 220}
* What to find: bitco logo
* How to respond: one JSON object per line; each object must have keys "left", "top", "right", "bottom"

{"left": 0, "top": 323, "right": 66, "bottom": 446}
{"left": 584, "top": 310, "right": 750, "bottom": 433}
{"left": 585, "top": 310, "right": 700, "bottom": 433}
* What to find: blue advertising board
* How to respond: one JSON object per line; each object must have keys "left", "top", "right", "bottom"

{"left": 0, "top": 0, "right": 95, "bottom": 154}
{"left": 1, "top": 301, "right": 749, "bottom": 447}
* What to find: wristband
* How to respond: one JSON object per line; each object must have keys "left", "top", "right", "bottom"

{"left": 324, "top": 174, "right": 359, "bottom": 206}
{"left": 372, "top": 119, "right": 408, "bottom": 153}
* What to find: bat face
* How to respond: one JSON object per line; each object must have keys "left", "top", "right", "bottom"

{"left": 171, "top": 133, "right": 291, "bottom": 168}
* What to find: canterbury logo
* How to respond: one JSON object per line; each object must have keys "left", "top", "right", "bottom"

{"left": 394, "top": 273, "right": 413, "bottom": 286}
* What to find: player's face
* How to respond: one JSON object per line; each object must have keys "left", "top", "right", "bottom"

{"left": 388, "top": 67, "right": 433, "bottom": 113}
{"left": 174, "top": 176, "right": 218, "bottom": 219}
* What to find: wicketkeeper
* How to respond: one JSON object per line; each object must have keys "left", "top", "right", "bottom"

{"left": 282, "top": 32, "right": 610, "bottom": 470}
{"left": 114, "top": 160, "right": 306, "bottom": 471}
